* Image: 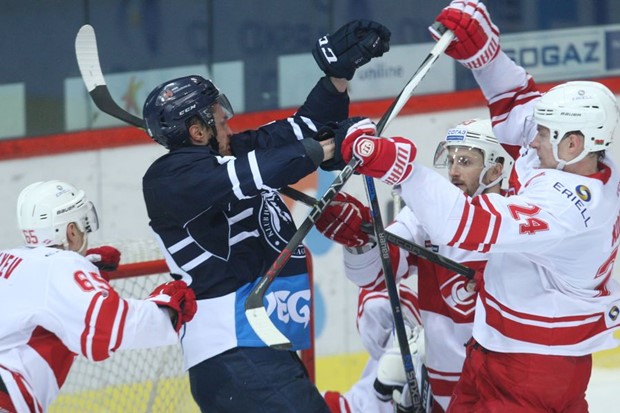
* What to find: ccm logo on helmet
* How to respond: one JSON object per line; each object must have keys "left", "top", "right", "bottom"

{"left": 179, "top": 103, "right": 197, "bottom": 116}
{"left": 355, "top": 138, "right": 375, "bottom": 157}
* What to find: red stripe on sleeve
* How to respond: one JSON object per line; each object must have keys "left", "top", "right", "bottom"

{"left": 448, "top": 193, "right": 471, "bottom": 247}
{"left": 111, "top": 300, "right": 128, "bottom": 352}
{"left": 459, "top": 196, "right": 492, "bottom": 249}
{"left": 488, "top": 77, "right": 541, "bottom": 120}
{"left": 90, "top": 291, "right": 124, "bottom": 361}
{"left": 479, "top": 195, "right": 502, "bottom": 253}
{"left": 81, "top": 290, "right": 128, "bottom": 361}
{"left": 81, "top": 292, "right": 102, "bottom": 359}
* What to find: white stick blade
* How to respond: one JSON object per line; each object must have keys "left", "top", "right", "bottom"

{"left": 245, "top": 308, "right": 292, "bottom": 350}
{"left": 75, "top": 24, "right": 106, "bottom": 92}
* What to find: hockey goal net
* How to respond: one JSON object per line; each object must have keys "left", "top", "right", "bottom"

{"left": 49, "top": 238, "right": 315, "bottom": 413}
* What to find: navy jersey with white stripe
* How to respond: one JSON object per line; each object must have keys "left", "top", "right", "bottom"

{"left": 141, "top": 77, "right": 349, "bottom": 361}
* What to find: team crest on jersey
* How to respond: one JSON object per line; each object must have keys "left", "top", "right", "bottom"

{"left": 260, "top": 192, "right": 304, "bottom": 257}
{"left": 439, "top": 274, "right": 476, "bottom": 317}
{"left": 609, "top": 305, "right": 620, "bottom": 321}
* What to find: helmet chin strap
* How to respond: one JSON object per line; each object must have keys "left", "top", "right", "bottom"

{"left": 551, "top": 141, "right": 588, "bottom": 171}
{"left": 472, "top": 165, "right": 501, "bottom": 197}
{"left": 77, "top": 234, "right": 88, "bottom": 255}
{"left": 62, "top": 224, "right": 89, "bottom": 255}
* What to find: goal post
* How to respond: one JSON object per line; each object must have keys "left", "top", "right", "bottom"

{"left": 50, "top": 239, "right": 316, "bottom": 413}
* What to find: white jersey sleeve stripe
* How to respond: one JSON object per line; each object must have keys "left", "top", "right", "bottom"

{"left": 228, "top": 208, "right": 253, "bottom": 224}
{"left": 81, "top": 292, "right": 104, "bottom": 360}
{"left": 248, "top": 151, "right": 263, "bottom": 190}
{"left": 109, "top": 300, "right": 128, "bottom": 352}
{"left": 181, "top": 251, "right": 214, "bottom": 272}
{"left": 287, "top": 117, "right": 304, "bottom": 140}
{"left": 299, "top": 115, "right": 318, "bottom": 133}
{"left": 227, "top": 161, "right": 245, "bottom": 200}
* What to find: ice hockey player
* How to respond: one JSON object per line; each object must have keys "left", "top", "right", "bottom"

{"left": 140, "top": 20, "right": 391, "bottom": 413}
{"left": 0, "top": 180, "right": 196, "bottom": 413}
{"left": 318, "top": 118, "right": 514, "bottom": 413}
{"left": 338, "top": 1, "right": 620, "bottom": 405}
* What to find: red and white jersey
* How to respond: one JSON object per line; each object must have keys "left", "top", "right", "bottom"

{"left": 0, "top": 246, "right": 179, "bottom": 413}
{"left": 344, "top": 207, "right": 487, "bottom": 411}
{"left": 400, "top": 51, "right": 620, "bottom": 356}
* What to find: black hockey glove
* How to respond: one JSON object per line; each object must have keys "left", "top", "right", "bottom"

{"left": 312, "top": 20, "right": 391, "bottom": 80}
{"left": 319, "top": 116, "right": 368, "bottom": 171}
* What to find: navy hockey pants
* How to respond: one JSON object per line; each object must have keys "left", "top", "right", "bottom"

{"left": 189, "top": 346, "right": 330, "bottom": 413}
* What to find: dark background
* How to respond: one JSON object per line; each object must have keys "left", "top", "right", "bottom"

{"left": 2, "top": 0, "right": 619, "bottom": 137}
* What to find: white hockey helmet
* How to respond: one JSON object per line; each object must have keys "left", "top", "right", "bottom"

{"left": 434, "top": 118, "right": 514, "bottom": 196}
{"left": 17, "top": 180, "right": 99, "bottom": 248}
{"left": 534, "top": 81, "right": 619, "bottom": 168}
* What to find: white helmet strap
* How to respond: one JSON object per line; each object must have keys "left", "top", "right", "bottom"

{"left": 550, "top": 132, "right": 589, "bottom": 171}
{"left": 473, "top": 163, "right": 504, "bottom": 197}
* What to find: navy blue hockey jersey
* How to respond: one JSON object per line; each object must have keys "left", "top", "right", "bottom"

{"left": 142, "top": 77, "right": 349, "bottom": 366}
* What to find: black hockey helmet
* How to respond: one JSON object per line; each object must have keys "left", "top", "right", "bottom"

{"left": 143, "top": 75, "right": 234, "bottom": 149}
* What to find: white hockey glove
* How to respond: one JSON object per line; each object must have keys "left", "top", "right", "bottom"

{"left": 374, "top": 326, "right": 428, "bottom": 408}
{"left": 430, "top": 0, "right": 500, "bottom": 69}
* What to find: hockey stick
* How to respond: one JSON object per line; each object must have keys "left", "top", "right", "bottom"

{"left": 280, "top": 187, "right": 475, "bottom": 279}
{"left": 245, "top": 26, "right": 455, "bottom": 354}
{"left": 360, "top": 223, "right": 475, "bottom": 279}
{"left": 361, "top": 24, "right": 455, "bottom": 411}
{"left": 75, "top": 24, "right": 326, "bottom": 212}
{"left": 75, "top": 25, "right": 146, "bottom": 129}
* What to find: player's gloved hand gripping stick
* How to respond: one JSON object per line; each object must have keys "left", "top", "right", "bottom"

{"left": 244, "top": 20, "right": 454, "bottom": 342}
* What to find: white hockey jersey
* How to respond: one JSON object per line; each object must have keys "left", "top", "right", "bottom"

{"left": 0, "top": 247, "right": 180, "bottom": 413}
{"left": 399, "top": 51, "right": 620, "bottom": 356}
{"left": 344, "top": 207, "right": 486, "bottom": 411}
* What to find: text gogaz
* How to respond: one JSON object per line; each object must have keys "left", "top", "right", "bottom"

{"left": 504, "top": 41, "right": 599, "bottom": 68}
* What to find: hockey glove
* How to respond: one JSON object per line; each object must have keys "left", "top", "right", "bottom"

{"left": 320, "top": 116, "right": 369, "bottom": 171}
{"left": 313, "top": 19, "right": 391, "bottom": 80}
{"left": 147, "top": 280, "right": 197, "bottom": 333}
{"left": 374, "top": 326, "right": 427, "bottom": 407}
{"left": 341, "top": 122, "right": 417, "bottom": 185}
{"left": 315, "top": 192, "right": 371, "bottom": 247}
{"left": 86, "top": 246, "right": 121, "bottom": 281}
{"left": 430, "top": 0, "right": 500, "bottom": 69}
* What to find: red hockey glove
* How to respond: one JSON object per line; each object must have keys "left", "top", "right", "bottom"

{"left": 466, "top": 269, "right": 484, "bottom": 293}
{"left": 147, "top": 280, "right": 197, "bottom": 333}
{"left": 430, "top": 0, "right": 500, "bottom": 69}
{"left": 315, "top": 192, "right": 371, "bottom": 247}
{"left": 342, "top": 126, "right": 417, "bottom": 185}
{"left": 86, "top": 246, "right": 121, "bottom": 281}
